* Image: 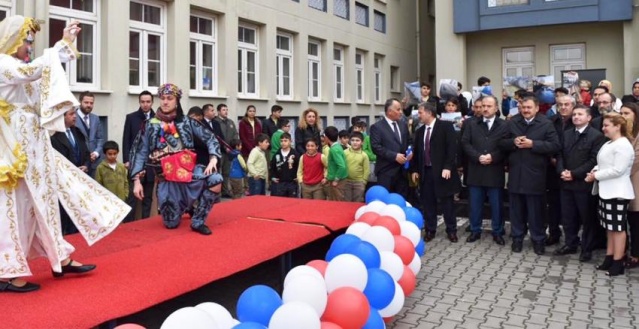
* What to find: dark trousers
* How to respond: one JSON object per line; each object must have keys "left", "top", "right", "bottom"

{"left": 468, "top": 186, "right": 504, "bottom": 236}
{"left": 628, "top": 211, "right": 639, "bottom": 258}
{"left": 125, "top": 178, "right": 154, "bottom": 222}
{"left": 420, "top": 167, "right": 456, "bottom": 234}
{"left": 546, "top": 188, "right": 562, "bottom": 238}
{"left": 377, "top": 168, "right": 408, "bottom": 196}
{"left": 509, "top": 193, "right": 546, "bottom": 243}
{"left": 59, "top": 203, "right": 78, "bottom": 235}
{"left": 248, "top": 177, "right": 266, "bottom": 195}
{"left": 560, "top": 189, "right": 591, "bottom": 248}
{"left": 271, "top": 181, "right": 298, "bottom": 198}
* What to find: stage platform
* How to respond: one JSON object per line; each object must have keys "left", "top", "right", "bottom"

{"left": 2, "top": 196, "right": 362, "bottom": 329}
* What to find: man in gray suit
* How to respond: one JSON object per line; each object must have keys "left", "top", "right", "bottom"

{"left": 75, "top": 91, "right": 105, "bottom": 177}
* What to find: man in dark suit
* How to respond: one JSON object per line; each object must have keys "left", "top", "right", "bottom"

{"left": 51, "top": 108, "right": 90, "bottom": 235}
{"left": 74, "top": 91, "right": 105, "bottom": 177}
{"left": 461, "top": 95, "right": 507, "bottom": 245}
{"left": 410, "top": 102, "right": 460, "bottom": 242}
{"left": 370, "top": 98, "right": 411, "bottom": 196}
{"left": 555, "top": 105, "right": 606, "bottom": 261}
{"left": 499, "top": 96, "right": 561, "bottom": 255}
{"left": 203, "top": 103, "right": 226, "bottom": 143}
{"left": 122, "top": 90, "right": 155, "bottom": 221}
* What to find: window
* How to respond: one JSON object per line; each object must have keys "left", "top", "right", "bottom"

{"left": 309, "top": 0, "right": 327, "bottom": 12}
{"left": 238, "top": 24, "right": 259, "bottom": 97}
{"left": 374, "top": 11, "right": 386, "bottom": 33}
{"left": 0, "top": 0, "right": 13, "bottom": 20}
{"left": 189, "top": 14, "right": 217, "bottom": 95}
{"left": 129, "top": 0, "right": 165, "bottom": 90}
{"left": 355, "top": 51, "right": 365, "bottom": 103}
{"left": 550, "top": 44, "right": 585, "bottom": 87}
{"left": 308, "top": 40, "right": 321, "bottom": 101}
{"left": 49, "top": 0, "right": 99, "bottom": 89}
{"left": 333, "top": 46, "right": 345, "bottom": 102}
{"left": 374, "top": 56, "right": 382, "bottom": 103}
{"left": 390, "top": 66, "right": 400, "bottom": 92}
{"left": 487, "top": 0, "right": 529, "bottom": 7}
{"left": 276, "top": 33, "right": 293, "bottom": 100}
{"left": 334, "top": 0, "right": 349, "bottom": 19}
{"left": 355, "top": 2, "right": 369, "bottom": 27}
{"left": 502, "top": 47, "right": 534, "bottom": 78}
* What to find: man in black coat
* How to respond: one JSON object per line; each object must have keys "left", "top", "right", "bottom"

{"left": 203, "top": 103, "right": 226, "bottom": 144}
{"left": 261, "top": 105, "right": 283, "bottom": 138}
{"left": 370, "top": 98, "right": 411, "bottom": 196}
{"left": 499, "top": 96, "right": 561, "bottom": 255}
{"left": 410, "top": 102, "right": 460, "bottom": 243}
{"left": 122, "top": 90, "right": 155, "bottom": 221}
{"left": 461, "top": 95, "right": 507, "bottom": 245}
{"left": 554, "top": 105, "right": 606, "bottom": 261}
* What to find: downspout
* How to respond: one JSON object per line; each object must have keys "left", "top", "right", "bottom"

{"left": 416, "top": 0, "right": 421, "bottom": 81}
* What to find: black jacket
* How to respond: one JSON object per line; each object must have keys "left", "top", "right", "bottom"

{"left": 270, "top": 149, "right": 299, "bottom": 183}
{"left": 51, "top": 126, "right": 90, "bottom": 168}
{"left": 499, "top": 114, "right": 561, "bottom": 195}
{"left": 122, "top": 108, "right": 155, "bottom": 183}
{"left": 547, "top": 115, "right": 575, "bottom": 189}
{"left": 294, "top": 126, "right": 322, "bottom": 155}
{"left": 262, "top": 117, "right": 279, "bottom": 138}
{"left": 461, "top": 116, "right": 508, "bottom": 188}
{"left": 370, "top": 118, "right": 410, "bottom": 177}
{"left": 556, "top": 126, "right": 606, "bottom": 191}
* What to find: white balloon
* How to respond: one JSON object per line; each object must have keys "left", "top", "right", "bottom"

{"left": 195, "top": 303, "right": 234, "bottom": 329}
{"left": 399, "top": 221, "right": 421, "bottom": 247}
{"left": 284, "top": 265, "right": 324, "bottom": 288}
{"left": 231, "top": 319, "right": 240, "bottom": 326}
{"left": 346, "top": 222, "right": 371, "bottom": 238}
{"left": 366, "top": 200, "right": 387, "bottom": 213}
{"left": 379, "top": 204, "right": 406, "bottom": 222}
{"left": 405, "top": 201, "right": 412, "bottom": 207}
{"left": 379, "top": 251, "right": 404, "bottom": 281}
{"left": 269, "top": 301, "right": 321, "bottom": 329}
{"left": 379, "top": 281, "right": 406, "bottom": 318}
{"left": 282, "top": 274, "right": 328, "bottom": 316}
{"left": 161, "top": 307, "right": 220, "bottom": 329}
{"left": 354, "top": 205, "right": 369, "bottom": 220}
{"left": 408, "top": 252, "right": 422, "bottom": 276}
{"left": 324, "top": 254, "right": 368, "bottom": 292}
{"left": 361, "top": 226, "right": 395, "bottom": 252}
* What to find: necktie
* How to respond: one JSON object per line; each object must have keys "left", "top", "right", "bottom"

{"left": 484, "top": 119, "right": 491, "bottom": 130}
{"left": 66, "top": 129, "right": 76, "bottom": 146}
{"left": 84, "top": 114, "right": 90, "bottom": 127}
{"left": 145, "top": 113, "right": 150, "bottom": 120}
{"left": 392, "top": 122, "right": 401, "bottom": 143}
{"left": 424, "top": 126, "right": 431, "bottom": 167}
{"left": 575, "top": 130, "right": 580, "bottom": 140}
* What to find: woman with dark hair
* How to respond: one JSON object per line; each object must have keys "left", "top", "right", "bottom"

{"left": 621, "top": 81, "right": 639, "bottom": 105}
{"left": 621, "top": 102, "right": 639, "bottom": 270}
{"left": 238, "top": 105, "right": 262, "bottom": 158}
{"left": 294, "top": 108, "right": 323, "bottom": 155}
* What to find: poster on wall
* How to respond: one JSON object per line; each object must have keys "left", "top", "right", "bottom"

{"left": 503, "top": 76, "right": 532, "bottom": 97}
{"left": 438, "top": 79, "right": 459, "bottom": 100}
{"left": 532, "top": 75, "right": 555, "bottom": 104}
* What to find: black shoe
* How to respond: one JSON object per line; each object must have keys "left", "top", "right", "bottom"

{"left": 596, "top": 255, "right": 614, "bottom": 271}
{"left": 533, "top": 242, "right": 545, "bottom": 255}
{"left": 0, "top": 279, "right": 40, "bottom": 293}
{"left": 492, "top": 235, "right": 505, "bottom": 246}
{"left": 465, "top": 226, "right": 471, "bottom": 233}
{"left": 466, "top": 232, "right": 481, "bottom": 243}
{"left": 424, "top": 231, "right": 436, "bottom": 242}
{"left": 511, "top": 240, "right": 523, "bottom": 253}
{"left": 52, "top": 260, "right": 96, "bottom": 278}
{"left": 545, "top": 235, "right": 561, "bottom": 246}
{"left": 447, "top": 233, "right": 459, "bottom": 243}
{"left": 579, "top": 251, "right": 592, "bottom": 262}
{"left": 192, "top": 224, "right": 212, "bottom": 235}
{"left": 606, "top": 259, "right": 625, "bottom": 276}
{"left": 553, "top": 245, "right": 578, "bottom": 256}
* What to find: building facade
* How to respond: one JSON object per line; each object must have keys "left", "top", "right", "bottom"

{"left": 6, "top": 0, "right": 419, "bottom": 146}
{"left": 432, "top": 0, "right": 639, "bottom": 99}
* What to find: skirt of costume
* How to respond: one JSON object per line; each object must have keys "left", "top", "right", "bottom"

{"left": 598, "top": 197, "right": 629, "bottom": 232}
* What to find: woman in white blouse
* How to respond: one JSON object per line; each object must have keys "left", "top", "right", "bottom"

{"left": 586, "top": 114, "right": 635, "bottom": 276}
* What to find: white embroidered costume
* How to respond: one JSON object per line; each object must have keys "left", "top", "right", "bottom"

{"left": 0, "top": 16, "right": 130, "bottom": 278}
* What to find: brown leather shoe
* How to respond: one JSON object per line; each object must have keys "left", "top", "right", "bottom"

{"left": 424, "top": 231, "right": 436, "bottom": 242}
{"left": 447, "top": 233, "right": 458, "bottom": 243}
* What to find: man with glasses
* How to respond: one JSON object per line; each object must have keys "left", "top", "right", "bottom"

{"left": 591, "top": 93, "right": 617, "bottom": 131}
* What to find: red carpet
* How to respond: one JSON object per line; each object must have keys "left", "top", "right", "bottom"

{"left": 1, "top": 197, "right": 358, "bottom": 329}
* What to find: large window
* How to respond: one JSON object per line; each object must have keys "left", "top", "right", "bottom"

{"left": 374, "top": 56, "right": 382, "bottom": 104}
{"left": 502, "top": 47, "right": 534, "bottom": 78}
{"left": 355, "top": 51, "right": 365, "bottom": 103}
{"left": 276, "top": 33, "right": 293, "bottom": 100}
{"left": 390, "top": 66, "right": 400, "bottom": 92}
{"left": 334, "top": 0, "right": 349, "bottom": 19}
{"left": 355, "top": 2, "right": 369, "bottom": 27}
{"left": 238, "top": 24, "right": 259, "bottom": 97}
{"left": 374, "top": 10, "right": 386, "bottom": 33}
{"left": 333, "top": 46, "right": 345, "bottom": 102}
{"left": 309, "top": 0, "right": 327, "bottom": 12}
{"left": 550, "top": 44, "right": 585, "bottom": 87}
{"left": 189, "top": 14, "right": 217, "bottom": 95}
{"left": 50, "top": 0, "right": 99, "bottom": 89}
{"left": 308, "top": 40, "right": 321, "bottom": 101}
{"left": 129, "top": 0, "right": 165, "bottom": 90}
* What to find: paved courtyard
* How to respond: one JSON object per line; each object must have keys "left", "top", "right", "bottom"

{"left": 390, "top": 220, "right": 639, "bottom": 329}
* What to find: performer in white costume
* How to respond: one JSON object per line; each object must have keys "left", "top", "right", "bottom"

{"left": 0, "top": 16, "right": 130, "bottom": 293}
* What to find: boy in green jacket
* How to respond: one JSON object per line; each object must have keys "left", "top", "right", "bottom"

{"left": 324, "top": 126, "right": 348, "bottom": 201}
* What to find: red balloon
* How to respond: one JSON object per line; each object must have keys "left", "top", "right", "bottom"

{"left": 398, "top": 265, "right": 417, "bottom": 296}
{"left": 393, "top": 235, "right": 415, "bottom": 265}
{"left": 321, "top": 287, "right": 370, "bottom": 329}
{"left": 321, "top": 322, "right": 344, "bottom": 329}
{"left": 307, "top": 259, "right": 328, "bottom": 277}
{"left": 357, "top": 212, "right": 380, "bottom": 225}
{"left": 372, "top": 216, "right": 401, "bottom": 235}
{"left": 383, "top": 316, "right": 394, "bottom": 323}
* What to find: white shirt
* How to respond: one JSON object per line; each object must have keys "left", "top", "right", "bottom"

{"left": 576, "top": 126, "right": 587, "bottom": 134}
{"left": 484, "top": 116, "right": 495, "bottom": 130}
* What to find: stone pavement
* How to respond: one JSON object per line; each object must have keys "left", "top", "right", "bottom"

{"left": 389, "top": 220, "right": 639, "bottom": 329}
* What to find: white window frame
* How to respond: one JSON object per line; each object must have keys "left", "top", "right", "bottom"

{"left": 308, "top": 40, "right": 322, "bottom": 101}
{"left": 374, "top": 56, "right": 382, "bottom": 104}
{"left": 238, "top": 23, "right": 259, "bottom": 98}
{"left": 333, "top": 46, "right": 345, "bottom": 102}
{"left": 129, "top": 0, "right": 166, "bottom": 93}
{"left": 550, "top": 43, "right": 586, "bottom": 87}
{"left": 390, "top": 65, "right": 400, "bottom": 92}
{"left": 276, "top": 32, "right": 294, "bottom": 100}
{"left": 502, "top": 46, "right": 535, "bottom": 78}
{"left": 0, "top": 0, "right": 14, "bottom": 19}
{"left": 189, "top": 12, "right": 217, "bottom": 96}
{"left": 355, "top": 51, "right": 365, "bottom": 103}
{"left": 50, "top": 0, "right": 100, "bottom": 90}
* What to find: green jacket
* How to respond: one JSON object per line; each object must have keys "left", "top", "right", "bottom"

{"left": 95, "top": 161, "right": 129, "bottom": 201}
{"left": 327, "top": 142, "right": 348, "bottom": 181}
{"left": 362, "top": 132, "right": 376, "bottom": 161}
{"left": 270, "top": 129, "right": 284, "bottom": 158}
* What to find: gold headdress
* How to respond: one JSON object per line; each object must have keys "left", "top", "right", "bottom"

{"left": 0, "top": 16, "right": 42, "bottom": 55}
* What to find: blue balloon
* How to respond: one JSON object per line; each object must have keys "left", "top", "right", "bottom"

{"left": 233, "top": 322, "right": 268, "bottom": 329}
{"left": 384, "top": 193, "right": 406, "bottom": 207}
{"left": 326, "top": 234, "right": 361, "bottom": 261}
{"left": 236, "top": 285, "right": 282, "bottom": 326}
{"left": 346, "top": 241, "right": 381, "bottom": 269}
{"left": 404, "top": 207, "right": 424, "bottom": 230}
{"left": 416, "top": 239, "right": 425, "bottom": 256}
{"left": 366, "top": 185, "right": 389, "bottom": 204}
{"left": 363, "top": 268, "right": 396, "bottom": 310}
{"left": 362, "top": 308, "right": 385, "bottom": 329}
